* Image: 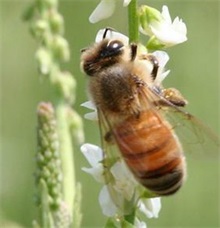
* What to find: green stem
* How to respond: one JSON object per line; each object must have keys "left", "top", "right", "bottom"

{"left": 56, "top": 103, "right": 75, "bottom": 214}
{"left": 128, "top": 0, "right": 139, "bottom": 43}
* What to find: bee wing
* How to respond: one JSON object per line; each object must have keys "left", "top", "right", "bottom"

{"left": 94, "top": 78, "right": 219, "bottom": 212}
{"left": 166, "top": 109, "right": 219, "bottom": 158}
{"left": 140, "top": 84, "right": 220, "bottom": 156}
{"left": 97, "top": 108, "right": 138, "bottom": 216}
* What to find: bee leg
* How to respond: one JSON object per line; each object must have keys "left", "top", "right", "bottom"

{"left": 104, "top": 131, "right": 115, "bottom": 144}
{"left": 139, "top": 54, "right": 159, "bottom": 79}
{"left": 130, "top": 43, "right": 137, "bottom": 61}
{"left": 162, "top": 88, "right": 188, "bottom": 107}
{"left": 146, "top": 55, "right": 159, "bottom": 80}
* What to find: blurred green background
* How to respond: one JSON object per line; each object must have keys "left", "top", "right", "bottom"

{"left": 1, "top": 0, "right": 219, "bottom": 227}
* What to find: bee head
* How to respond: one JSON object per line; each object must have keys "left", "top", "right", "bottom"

{"left": 81, "top": 39, "right": 125, "bottom": 76}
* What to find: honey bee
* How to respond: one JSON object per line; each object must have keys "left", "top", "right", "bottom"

{"left": 80, "top": 28, "right": 217, "bottom": 196}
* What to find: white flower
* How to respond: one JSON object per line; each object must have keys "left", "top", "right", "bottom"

{"left": 81, "top": 143, "right": 104, "bottom": 183}
{"left": 81, "top": 101, "right": 98, "bottom": 121}
{"left": 150, "top": 5, "right": 187, "bottom": 46}
{"left": 80, "top": 143, "right": 133, "bottom": 216}
{"left": 81, "top": 143, "right": 137, "bottom": 200}
{"left": 111, "top": 161, "right": 138, "bottom": 201}
{"left": 135, "top": 218, "right": 147, "bottom": 228}
{"left": 89, "top": 0, "right": 132, "bottom": 23}
{"left": 99, "top": 185, "right": 118, "bottom": 217}
{"left": 138, "top": 197, "right": 161, "bottom": 219}
{"left": 140, "top": 5, "right": 187, "bottom": 47}
{"left": 80, "top": 143, "right": 162, "bottom": 222}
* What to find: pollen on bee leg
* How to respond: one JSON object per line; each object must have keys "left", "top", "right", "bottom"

{"left": 162, "top": 88, "right": 188, "bottom": 107}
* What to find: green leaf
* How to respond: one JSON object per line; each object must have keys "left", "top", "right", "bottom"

{"left": 146, "top": 36, "right": 165, "bottom": 50}
{"left": 121, "top": 219, "right": 135, "bottom": 228}
{"left": 105, "top": 218, "right": 119, "bottom": 228}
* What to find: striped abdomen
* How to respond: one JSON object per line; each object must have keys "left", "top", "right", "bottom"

{"left": 114, "top": 110, "right": 186, "bottom": 196}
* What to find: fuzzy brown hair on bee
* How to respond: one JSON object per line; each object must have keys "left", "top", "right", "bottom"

{"left": 81, "top": 39, "right": 160, "bottom": 118}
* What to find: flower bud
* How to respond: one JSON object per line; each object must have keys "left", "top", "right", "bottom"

{"left": 139, "top": 5, "right": 161, "bottom": 36}
{"left": 35, "top": 47, "right": 53, "bottom": 75}
{"left": 31, "top": 19, "right": 49, "bottom": 39}
{"left": 50, "top": 36, "right": 70, "bottom": 61}
{"left": 48, "top": 11, "right": 64, "bottom": 35}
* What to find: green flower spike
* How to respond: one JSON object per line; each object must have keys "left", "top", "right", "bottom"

{"left": 36, "top": 102, "right": 71, "bottom": 227}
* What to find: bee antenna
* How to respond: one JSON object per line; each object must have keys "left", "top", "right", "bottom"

{"left": 103, "top": 27, "right": 115, "bottom": 39}
{"left": 80, "top": 47, "right": 87, "bottom": 53}
{"left": 130, "top": 43, "right": 137, "bottom": 61}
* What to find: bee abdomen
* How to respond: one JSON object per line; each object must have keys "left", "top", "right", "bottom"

{"left": 114, "top": 111, "right": 186, "bottom": 196}
{"left": 137, "top": 157, "right": 185, "bottom": 195}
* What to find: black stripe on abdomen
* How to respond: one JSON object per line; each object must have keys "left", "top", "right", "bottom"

{"left": 137, "top": 157, "right": 185, "bottom": 196}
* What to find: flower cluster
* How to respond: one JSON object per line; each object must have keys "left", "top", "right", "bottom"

{"left": 82, "top": 2, "right": 188, "bottom": 226}
{"left": 81, "top": 143, "right": 161, "bottom": 227}
{"left": 89, "top": 2, "right": 187, "bottom": 49}
{"left": 139, "top": 5, "right": 187, "bottom": 48}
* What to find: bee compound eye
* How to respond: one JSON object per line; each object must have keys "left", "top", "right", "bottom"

{"left": 108, "top": 40, "right": 124, "bottom": 50}
{"left": 100, "top": 40, "right": 124, "bottom": 57}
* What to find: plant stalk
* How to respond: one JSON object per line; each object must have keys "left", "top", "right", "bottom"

{"left": 128, "top": 0, "right": 139, "bottom": 43}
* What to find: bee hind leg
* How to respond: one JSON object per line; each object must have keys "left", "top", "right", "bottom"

{"left": 162, "top": 88, "right": 188, "bottom": 107}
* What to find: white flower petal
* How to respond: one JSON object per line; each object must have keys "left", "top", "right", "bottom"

{"left": 153, "top": 70, "right": 170, "bottom": 86}
{"left": 82, "top": 165, "right": 104, "bottom": 183}
{"left": 80, "top": 143, "right": 103, "bottom": 167}
{"left": 152, "top": 51, "right": 170, "bottom": 85}
{"left": 99, "top": 185, "right": 117, "bottom": 217}
{"left": 81, "top": 143, "right": 105, "bottom": 182}
{"left": 153, "top": 51, "right": 169, "bottom": 68}
{"left": 135, "top": 218, "right": 147, "bottom": 228}
{"left": 161, "top": 5, "right": 171, "bottom": 24}
{"left": 149, "top": 5, "right": 187, "bottom": 46}
{"left": 95, "top": 28, "right": 129, "bottom": 44}
{"left": 155, "top": 69, "right": 170, "bottom": 85}
{"left": 138, "top": 197, "right": 161, "bottom": 219}
{"left": 151, "top": 22, "right": 186, "bottom": 46}
{"left": 81, "top": 100, "right": 96, "bottom": 110}
{"left": 81, "top": 101, "right": 98, "bottom": 121}
{"left": 110, "top": 161, "right": 137, "bottom": 200}
{"left": 84, "top": 111, "right": 98, "bottom": 121}
{"left": 123, "top": 0, "right": 132, "bottom": 7}
{"left": 89, "top": 0, "right": 116, "bottom": 23}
